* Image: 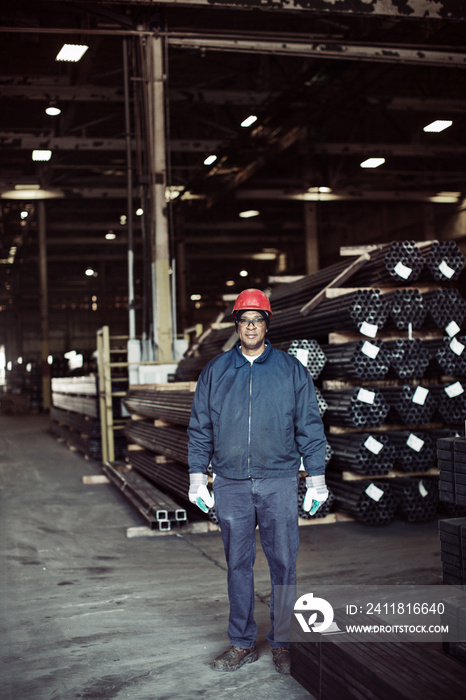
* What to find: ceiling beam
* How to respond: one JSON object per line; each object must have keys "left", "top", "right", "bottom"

{"left": 166, "top": 34, "right": 466, "bottom": 68}
{"left": 68, "top": 0, "right": 466, "bottom": 22}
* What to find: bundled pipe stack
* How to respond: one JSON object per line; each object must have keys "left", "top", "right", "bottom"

{"left": 385, "top": 288, "right": 427, "bottom": 330}
{"left": 385, "top": 338, "right": 432, "bottom": 379}
{"left": 424, "top": 336, "right": 466, "bottom": 377}
{"left": 297, "top": 479, "right": 334, "bottom": 519}
{"left": 103, "top": 461, "right": 187, "bottom": 530}
{"left": 383, "top": 429, "right": 436, "bottom": 472}
{"left": 320, "top": 339, "right": 390, "bottom": 381}
{"left": 267, "top": 289, "right": 390, "bottom": 343}
{"left": 326, "top": 474, "right": 399, "bottom": 524}
{"left": 424, "top": 288, "right": 466, "bottom": 332}
{"left": 124, "top": 389, "right": 194, "bottom": 426}
{"left": 126, "top": 449, "right": 218, "bottom": 524}
{"left": 327, "top": 432, "right": 396, "bottom": 476}
{"left": 125, "top": 420, "right": 189, "bottom": 465}
{"left": 322, "top": 386, "right": 390, "bottom": 428}
{"left": 431, "top": 382, "right": 466, "bottom": 424}
{"left": 391, "top": 476, "right": 439, "bottom": 522}
{"left": 420, "top": 240, "right": 466, "bottom": 282}
{"left": 381, "top": 384, "right": 437, "bottom": 425}
{"left": 348, "top": 240, "right": 425, "bottom": 286}
{"left": 276, "top": 339, "right": 327, "bottom": 380}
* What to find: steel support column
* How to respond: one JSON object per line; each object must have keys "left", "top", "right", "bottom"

{"left": 37, "top": 201, "right": 51, "bottom": 411}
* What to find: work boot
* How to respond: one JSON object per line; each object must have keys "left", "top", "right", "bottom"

{"left": 211, "top": 645, "right": 258, "bottom": 672}
{"left": 271, "top": 647, "right": 291, "bottom": 674}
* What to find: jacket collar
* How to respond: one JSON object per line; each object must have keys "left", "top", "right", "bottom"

{"left": 234, "top": 339, "right": 272, "bottom": 367}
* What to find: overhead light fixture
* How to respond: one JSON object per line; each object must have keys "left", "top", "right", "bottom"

{"left": 32, "top": 150, "right": 52, "bottom": 162}
{"left": 20, "top": 210, "right": 29, "bottom": 220}
{"left": 136, "top": 208, "right": 144, "bottom": 216}
{"left": 241, "top": 115, "right": 257, "bottom": 128}
{"left": 360, "top": 157, "right": 385, "bottom": 169}
{"left": 105, "top": 231, "right": 116, "bottom": 240}
{"left": 1, "top": 184, "right": 63, "bottom": 200}
{"left": 307, "top": 186, "right": 332, "bottom": 194}
{"left": 239, "top": 270, "right": 249, "bottom": 277}
{"left": 56, "top": 44, "right": 89, "bottom": 62}
{"left": 423, "top": 120, "right": 453, "bottom": 133}
{"left": 204, "top": 154, "right": 217, "bottom": 166}
{"left": 239, "top": 209, "right": 260, "bottom": 219}
{"left": 190, "top": 293, "right": 202, "bottom": 301}
{"left": 85, "top": 267, "right": 96, "bottom": 277}
{"left": 225, "top": 280, "right": 235, "bottom": 287}
{"left": 45, "top": 102, "right": 61, "bottom": 116}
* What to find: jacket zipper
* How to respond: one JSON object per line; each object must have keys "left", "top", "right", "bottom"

{"left": 247, "top": 362, "right": 253, "bottom": 476}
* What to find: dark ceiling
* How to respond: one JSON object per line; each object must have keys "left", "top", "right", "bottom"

{"left": 1, "top": 0, "right": 466, "bottom": 335}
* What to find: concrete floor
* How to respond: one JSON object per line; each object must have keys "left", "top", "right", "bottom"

{"left": 0, "top": 414, "right": 447, "bottom": 700}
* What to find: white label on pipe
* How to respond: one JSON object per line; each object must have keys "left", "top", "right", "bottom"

{"left": 359, "top": 321, "right": 378, "bottom": 338}
{"left": 296, "top": 348, "right": 309, "bottom": 367}
{"left": 450, "top": 337, "right": 465, "bottom": 356}
{"left": 418, "top": 480, "right": 428, "bottom": 498}
{"left": 361, "top": 341, "right": 380, "bottom": 359}
{"left": 438, "top": 260, "right": 455, "bottom": 279}
{"left": 364, "top": 435, "right": 384, "bottom": 455}
{"left": 357, "top": 388, "right": 376, "bottom": 404}
{"left": 406, "top": 433, "right": 424, "bottom": 452}
{"left": 412, "top": 386, "right": 429, "bottom": 405}
{"left": 445, "top": 381, "right": 464, "bottom": 398}
{"left": 365, "top": 483, "right": 384, "bottom": 502}
{"left": 394, "top": 261, "right": 412, "bottom": 279}
{"left": 446, "top": 320, "right": 461, "bottom": 337}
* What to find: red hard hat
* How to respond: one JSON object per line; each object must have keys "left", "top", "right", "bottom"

{"left": 233, "top": 288, "right": 272, "bottom": 317}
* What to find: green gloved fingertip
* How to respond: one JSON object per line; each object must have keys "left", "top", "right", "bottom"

{"left": 309, "top": 500, "right": 321, "bottom": 515}
{"left": 196, "top": 496, "right": 209, "bottom": 513}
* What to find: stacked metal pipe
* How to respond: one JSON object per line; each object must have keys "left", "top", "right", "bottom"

{"left": 430, "top": 382, "right": 466, "bottom": 424}
{"left": 125, "top": 420, "right": 189, "bottom": 464}
{"left": 381, "top": 384, "right": 437, "bottom": 425}
{"left": 424, "top": 288, "right": 466, "bottom": 331}
{"left": 320, "top": 339, "right": 390, "bottom": 381}
{"left": 275, "top": 339, "right": 327, "bottom": 380}
{"left": 383, "top": 429, "right": 436, "bottom": 472}
{"left": 297, "top": 479, "right": 335, "bottom": 519}
{"left": 384, "top": 288, "right": 427, "bottom": 329}
{"left": 123, "top": 389, "right": 194, "bottom": 426}
{"left": 326, "top": 474, "right": 399, "bottom": 524}
{"left": 314, "top": 387, "right": 328, "bottom": 418}
{"left": 390, "top": 476, "right": 439, "bottom": 522}
{"left": 420, "top": 240, "right": 465, "bottom": 282}
{"left": 322, "top": 387, "right": 390, "bottom": 428}
{"left": 327, "top": 432, "right": 396, "bottom": 476}
{"left": 127, "top": 450, "right": 218, "bottom": 524}
{"left": 424, "top": 336, "right": 466, "bottom": 377}
{"left": 269, "top": 258, "right": 358, "bottom": 311}
{"left": 267, "top": 289, "right": 390, "bottom": 344}
{"left": 385, "top": 338, "right": 432, "bottom": 379}
{"left": 348, "top": 241, "right": 425, "bottom": 286}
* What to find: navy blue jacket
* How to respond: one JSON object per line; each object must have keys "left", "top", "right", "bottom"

{"left": 187, "top": 340, "right": 327, "bottom": 479}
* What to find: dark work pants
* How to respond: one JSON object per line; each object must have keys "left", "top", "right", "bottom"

{"left": 212, "top": 474, "right": 299, "bottom": 649}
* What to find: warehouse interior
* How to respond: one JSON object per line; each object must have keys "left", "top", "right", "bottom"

{"left": 2, "top": 1, "right": 466, "bottom": 699}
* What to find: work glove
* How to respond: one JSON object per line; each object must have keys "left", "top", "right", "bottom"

{"left": 188, "top": 472, "right": 215, "bottom": 513}
{"left": 303, "top": 474, "right": 328, "bottom": 515}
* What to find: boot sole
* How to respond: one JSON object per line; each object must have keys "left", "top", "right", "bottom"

{"left": 212, "top": 650, "right": 258, "bottom": 672}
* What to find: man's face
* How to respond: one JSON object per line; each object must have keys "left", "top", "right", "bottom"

{"left": 237, "top": 310, "right": 267, "bottom": 355}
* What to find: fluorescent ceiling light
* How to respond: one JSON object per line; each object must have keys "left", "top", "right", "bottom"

{"left": 239, "top": 209, "right": 260, "bottom": 219}
{"left": 1, "top": 185, "right": 63, "bottom": 200}
{"left": 307, "top": 186, "right": 332, "bottom": 194}
{"left": 56, "top": 44, "right": 89, "bottom": 62}
{"left": 32, "top": 150, "right": 52, "bottom": 162}
{"left": 105, "top": 231, "right": 116, "bottom": 240}
{"left": 423, "top": 120, "right": 453, "bottom": 133}
{"left": 85, "top": 267, "right": 95, "bottom": 277}
{"left": 239, "top": 270, "right": 249, "bottom": 277}
{"left": 241, "top": 115, "right": 257, "bottom": 128}
{"left": 360, "top": 157, "right": 385, "bottom": 169}
{"left": 204, "top": 154, "right": 217, "bottom": 166}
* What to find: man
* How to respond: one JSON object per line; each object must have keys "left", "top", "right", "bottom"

{"left": 187, "top": 288, "right": 328, "bottom": 675}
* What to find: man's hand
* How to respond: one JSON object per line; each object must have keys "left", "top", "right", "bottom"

{"left": 189, "top": 473, "right": 215, "bottom": 513}
{"left": 303, "top": 474, "right": 328, "bottom": 515}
